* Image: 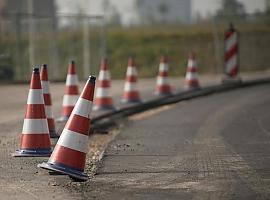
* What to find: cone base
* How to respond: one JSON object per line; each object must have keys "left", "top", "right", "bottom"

{"left": 184, "top": 85, "right": 201, "bottom": 90}
{"left": 121, "top": 98, "right": 141, "bottom": 104}
{"left": 154, "top": 91, "right": 172, "bottom": 97}
{"left": 56, "top": 116, "right": 69, "bottom": 122}
{"left": 12, "top": 149, "right": 51, "bottom": 157}
{"left": 93, "top": 105, "right": 116, "bottom": 112}
{"left": 222, "top": 76, "right": 242, "bottom": 84}
{"left": 49, "top": 130, "right": 59, "bottom": 138}
{"left": 38, "top": 162, "right": 88, "bottom": 182}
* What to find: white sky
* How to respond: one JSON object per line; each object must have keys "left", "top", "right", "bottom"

{"left": 57, "top": 0, "right": 267, "bottom": 17}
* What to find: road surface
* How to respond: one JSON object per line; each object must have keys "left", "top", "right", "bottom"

{"left": 89, "top": 83, "right": 270, "bottom": 199}
{"left": 0, "top": 73, "right": 269, "bottom": 199}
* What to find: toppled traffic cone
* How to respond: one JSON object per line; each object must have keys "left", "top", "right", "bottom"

{"left": 184, "top": 52, "right": 200, "bottom": 90}
{"left": 121, "top": 57, "right": 141, "bottom": 104}
{"left": 58, "top": 61, "right": 80, "bottom": 122}
{"left": 93, "top": 58, "right": 115, "bottom": 111}
{"left": 12, "top": 68, "right": 51, "bottom": 157}
{"left": 155, "top": 56, "right": 172, "bottom": 96}
{"left": 38, "top": 76, "right": 96, "bottom": 181}
{"left": 40, "top": 64, "right": 58, "bottom": 138}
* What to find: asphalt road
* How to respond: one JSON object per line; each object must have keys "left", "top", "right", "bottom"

{"left": 88, "top": 83, "right": 270, "bottom": 199}
{"left": 0, "top": 73, "right": 270, "bottom": 199}
{"left": 0, "top": 76, "right": 220, "bottom": 200}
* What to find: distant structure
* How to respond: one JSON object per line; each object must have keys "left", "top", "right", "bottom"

{"left": 266, "top": 0, "right": 270, "bottom": 10}
{"left": 0, "top": 0, "right": 56, "bottom": 16}
{"left": 56, "top": 0, "right": 191, "bottom": 27}
{"left": 0, "top": 0, "right": 56, "bottom": 29}
{"left": 102, "top": 0, "right": 192, "bottom": 26}
{"left": 136, "top": 0, "right": 191, "bottom": 25}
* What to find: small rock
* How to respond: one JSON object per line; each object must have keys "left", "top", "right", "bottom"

{"left": 51, "top": 183, "right": 58, "bottom": 186}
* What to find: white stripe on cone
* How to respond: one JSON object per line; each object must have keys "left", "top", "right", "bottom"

{"left": 157, "top": 77, "right": 169, "bottom": 85}
{"left": 63, "top": 95, "right": 79, "bottom": 106}
{"left": 225, "top": 54, "right": 237, "bottom": 73}
{"left": 159, "top": 63, "right": 169, "bottom": 72}
{"left": 186, "top": 72, "right": 199, "bottom": 80}
{"left": 72, "top": 98, "right": 92, "bottom": 118}
{"left": 41, "top": 81, "right": 50, "bottom": 94}
{"left": 187, "top": 60, "right": 196, "bottom": 68}
{"left": 98, "top": 70, "right": 110, "bottom": 80}
{"left": 225, "top": 33, "right": 237, "bottom": 51}
{"left": 22, "top": 119, "right": 49, "bottom": 134}
{"left": 45, "top": 106, "right": 53, "bottom": 118}
{"left": 95, "top": 88, "right": 111, "bottom": 97}
{"left": 27, "top": 89, "right": 44, "bottom": 104}
{"left": 66, "top": 74, "right": 78, "bottom": 86}
{"left": 124, "top": 82, "right": 137, "bottom": 91}
{"left": 57, "top": 129, "right": 89, "bottom": 153}
{"left": 126, "top": 67, "right": 137, "bottom": 76}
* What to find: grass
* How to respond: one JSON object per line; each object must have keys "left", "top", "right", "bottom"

{"left": 0, "top": 21, "right": 270, "bottom": 81}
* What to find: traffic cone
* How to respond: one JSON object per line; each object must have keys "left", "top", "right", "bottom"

{"left": 12, "top": 68, "right": 51, "bottom": 157}
{"left": 93, "top": 58, "right": 115, "bottom": 111}
{"left": 121, "top": 57, "right": 141, "bottom": 104}
{"left": 155, "top": 56, "right": 172, "bottom": 96}
{"left": 40, "top": 64, "right": 58, "bottom": 138}
{"left": 38, "top": 76, "right": 96, "bottom": 181}
{"left": 58, "top": 61, "right": 80, "bottom": 122}
{"left": 184, "top": 52, "right": 200, "bottom": 90}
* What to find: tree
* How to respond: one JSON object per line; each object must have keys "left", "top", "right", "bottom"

{"left": 102, "top": 0, "right": 121, "bottom": 26}
{"left": 158, "top": 3, "right": 169, "bottom": 22}
{"left": 216, "top": 0, "right": 246, "bottom": 18}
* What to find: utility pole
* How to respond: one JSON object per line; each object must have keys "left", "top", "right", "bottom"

{"left": 83, "top": 0, "right": 90, "bottom": 78}
{"left": 27, "top": 0, "right": 35, "bottom": 76}
{"left": 211, "top": 17, "right": 222, "bottom": 74}
{"left": 100, "top": 17, "right": 107, "bottom": 59}
{"left": 50, "top": 12, "right": 59, "bottom": 80}
{"left": 14, "top": 13, "right": 22, "bottom": 80}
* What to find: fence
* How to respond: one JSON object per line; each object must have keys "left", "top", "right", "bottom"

{"left": 0, "top": 13, "right": 106, "bottom": 81}
{"left": 0, "top": 13, "right": 270, "bottom": 81}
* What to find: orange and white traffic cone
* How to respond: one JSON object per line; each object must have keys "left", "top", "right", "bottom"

{"left": 40, "top": 64, "right": 58, "bottom": 138}
{"left": 93, "top": 58, "right": 115, "bottom": 111}
{"left": 121, "top": 57, "right": 141, "bottom": 104}
{"left": 58, "top": 61, "right": 80, "bottom": 122}
{"left": 38, "top": 76, "right": 96, "bottom": 181}
{"left": 12, "top": 68, "right": 51, "bottom": 157}
{"left": 155, "top": 56, "right": 172, "bottom": 96}
{"left": 184, "top": 52, "right": 200, "bottom": 90}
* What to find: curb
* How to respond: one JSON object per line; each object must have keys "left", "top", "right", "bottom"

{"left": 91, "top": 78, "right": 270, "bottom": 132}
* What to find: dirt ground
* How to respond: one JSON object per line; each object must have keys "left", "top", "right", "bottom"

{"left": 0, "top": 73, "right": 269, "bottom": 199}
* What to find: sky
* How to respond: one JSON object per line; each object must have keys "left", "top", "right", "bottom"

{"left": 192, "top": 0, "right": 266, "bottom": 17}
{"left": 57, "top": 0, "right": 267, "bottom": 17}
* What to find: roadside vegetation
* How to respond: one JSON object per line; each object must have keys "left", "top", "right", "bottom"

{"left": 0, "top": 21, "right": 270, "bottom": 81}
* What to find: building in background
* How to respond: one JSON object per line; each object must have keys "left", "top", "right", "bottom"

{"left": 0, "top": 0, "right": 56, "bottom": 30}
{"left": 0, "top": 0, "right": 56, "bottom": 16}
